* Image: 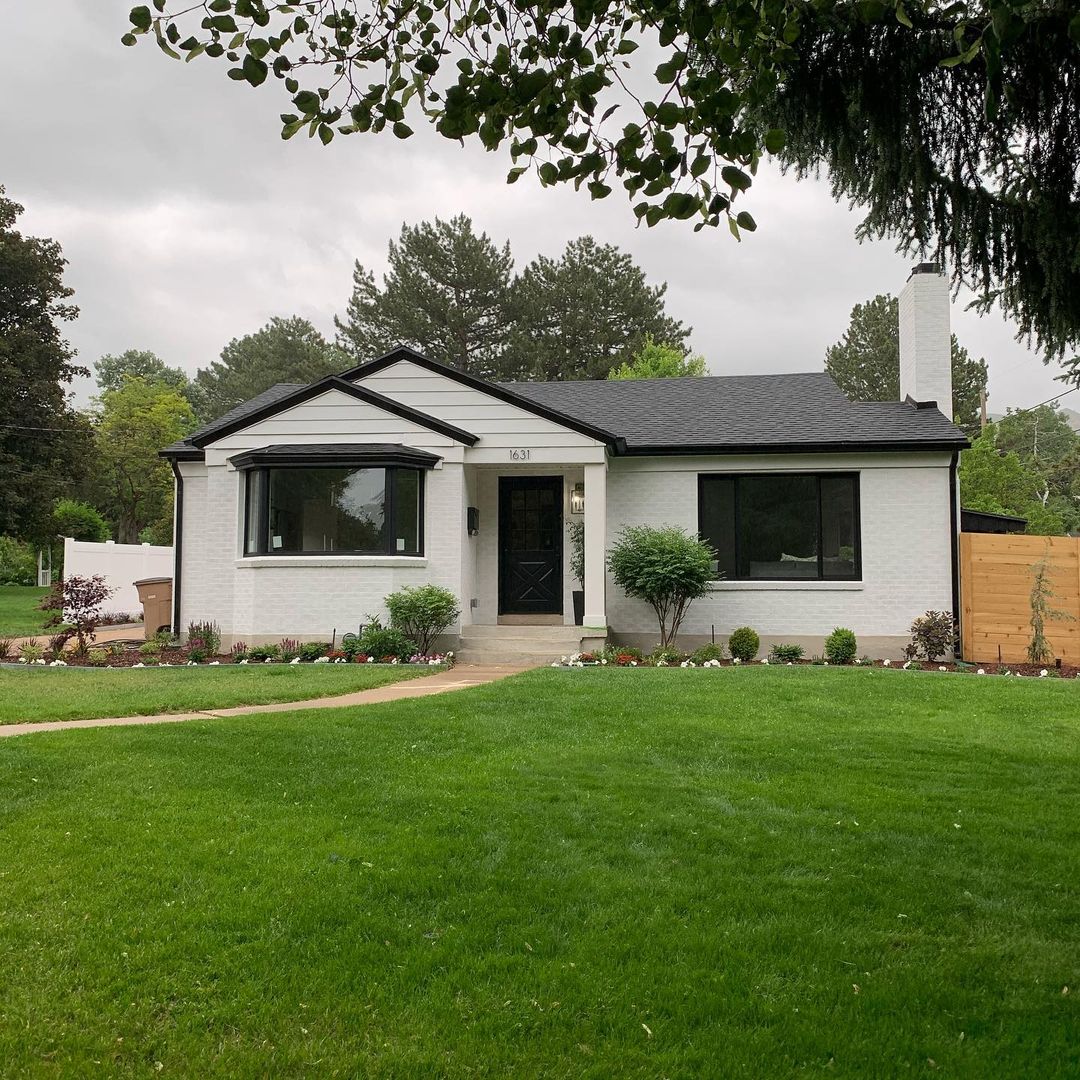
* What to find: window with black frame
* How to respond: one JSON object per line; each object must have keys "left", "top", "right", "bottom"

{"left": 698, "top": 473, "right": 860, "bottom": 580}
{"left": 243, "top": 466, "right": 423, "bottom": 556}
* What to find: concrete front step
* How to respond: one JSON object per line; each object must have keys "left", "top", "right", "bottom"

{"left": 455, "top": 649, "right": 567, "bottom": 666}
{"left": 464, "top": 624, "right": 583, "bottom": 640}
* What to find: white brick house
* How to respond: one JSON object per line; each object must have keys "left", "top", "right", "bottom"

{"left": 163, "top": 264, "right": 968, "bottom": 659}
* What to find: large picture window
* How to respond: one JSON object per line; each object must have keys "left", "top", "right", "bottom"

{"left": 698, "top": 473, "right": 860, "bottom": 580}
{"left": 243, "top": 467, "right": 424, "bottom": 556}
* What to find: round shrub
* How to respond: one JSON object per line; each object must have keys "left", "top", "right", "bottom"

{"left": 358, "top": 624, "right": 417, "bottom": 661}
{"left": 691, "top": 642, "right": 726, "bottom": 664}
{"left": 824, "top": 627, "right": 858, "bottom": 664}
{"left": 728, "top": 627, "right": 760, "bottom": 661}
{"left": 385, "top": 584, "right": 460, "bottom": 656}
{"left": 770, "top": 642, "right": 805, "bottom": 663}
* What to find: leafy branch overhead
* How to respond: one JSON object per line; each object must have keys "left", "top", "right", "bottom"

{"left": 124, "top": 2, "right": 1080, "bottom": 359}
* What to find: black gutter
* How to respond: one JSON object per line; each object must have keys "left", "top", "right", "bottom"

{"left": 227, "top": 444, "right": 442, "bottom": 470}
{"left": 618, "top": 439, "right": 970, "bottom": 456}
{"left": 949, "top": 450, "right": 962, "bottom": 659}
{"left": 170, "top": 460, "right": 184, "bottom": 635}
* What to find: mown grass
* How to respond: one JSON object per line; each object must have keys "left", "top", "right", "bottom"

{"left": 0, "top": 666, "right": 1077, "bottom": 1077}
{"left": 0, "top": 663, "right": 434, "bottom": 724}
{"left": 0, "top": 585, "right": 51, "bottom": 637}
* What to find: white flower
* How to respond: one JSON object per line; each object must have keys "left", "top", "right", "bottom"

{"left": 939, "top": 665, "right": 947, "bottom": 672}
{"left": 34, "top": 658, "right": 46, "bottom": 665}
{"left": 290, "top": 657, "right": 301, "bottom": 664}
{"left": 977, "top": 668, "right": 985, "bottom": 675}
{"left": 133, "top": 662, "right": 144, "bottom": 668}
{"left": 239, "top": 658, "right": 249, "bottom": 665}
{"left": 314, "top": 656, "right": 329, "bottom": 664}
{"left": 49, "top": 659, "right": 67, "bottom": 667}
{"left": 761, "top": 657, "right": 769, "bottom": 665}
{"left": 630, "top": 660, "right": 638, "bottom": 666}
{"left": 733, "top": 657, "right": 741, "bottom": 665}
{"left": 787, "top": 662, "right": 793, "bottom": 666}
{"left": 551, "top": 662, "right": 559, "bottom": 668}
{"left": 823, "top": 661, "right": 829, "bottom": 667}
{"left": 209, "top": 660, "right": 220, "bottom": 666}
{"left": 903, "top": 660, "right": 913, "bottom": 670}
{"left": 187, "top": 660, "right": 197, "bottom": 666}
{"left": 1040, "top": 668, "right": 1049, "bottom": 677}
{"left": 883, "top": 659, "right": 891, "bottom": 667}
{"left": 600, "top": 658, "right": 607, "bottom": 665}
{"left": 264, "top": 657, "right": 273, "bottom": 664}
{"left": 18, "top": 657, "right": 27, "bottom": 664}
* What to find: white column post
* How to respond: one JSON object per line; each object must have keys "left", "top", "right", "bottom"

{"left": 583, "top": 460, "right": 607, "bottom": 628}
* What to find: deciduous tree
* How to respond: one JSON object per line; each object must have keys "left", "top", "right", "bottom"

{"left": 95, "top": 349, "right": 189, "bottom": 396}
{"left": 122, "top": 1, "right": 1080, "bottom": 360}
{"left": 94, "top": 378, "right": 196, "bottom": 544}
{"left": 0, "top": 187, "right": 92, "bottom": 541}
{"left": 608, "top": 337, "right": 706, "bottom": 380}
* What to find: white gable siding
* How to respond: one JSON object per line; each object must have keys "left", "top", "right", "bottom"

{"left": 354, "top": 359, "right": 604, "bottom": 449}
{"left": 207, "top": 387, "right": 457, "bottom": 453}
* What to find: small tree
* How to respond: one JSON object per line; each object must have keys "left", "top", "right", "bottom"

{"left": 608, "top": 525, "right": 714, "bottom": 650}
{"left": 39, "top": 574, "right": 113, "bottom": 654}
{"left": 52, "top": 499, "right": 110, "bottom": 543}
{"left": 607, "top": 337, "right": 707, "bottom": 380}
{"left": 1027, "top": 553, "right": 1075, "bottom": 664}
{"left": 384, "top": 584, "right": 461, "bottom": 656}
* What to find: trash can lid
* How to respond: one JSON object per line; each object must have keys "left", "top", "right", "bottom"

{"left": 134, "top": 576, "right": 173, "bottom": 585}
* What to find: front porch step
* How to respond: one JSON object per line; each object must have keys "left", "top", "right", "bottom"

{"left": 457, "top": 624, "right": 587, "bottom": 665}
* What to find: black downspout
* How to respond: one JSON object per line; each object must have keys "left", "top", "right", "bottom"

{"left": 170, "top": 460, "right": 184, "bottom": 635}
{"left": 949, "top": 451, "right": 961, "bottom": 659}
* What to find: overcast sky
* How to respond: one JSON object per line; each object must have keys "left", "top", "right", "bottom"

{"left": 3, "top": 1, "right": 1071, "bottom": 412}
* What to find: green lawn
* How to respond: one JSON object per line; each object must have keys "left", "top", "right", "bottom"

{"left": 0, "top": 585, "right": 51, "bottom": 637}
{"left": 1, "top": 667, "right": 1077, "bottom": 1077}
{"left": 0, "top": 663, "right": 435, "bottom": 724}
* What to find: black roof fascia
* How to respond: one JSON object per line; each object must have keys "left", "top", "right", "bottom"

{"left": 228, "top": 444, "right": 442, "bottom": 470}
{"left": 341, "top": 346, "right": 622, "bottom": 449}
{"left": 187, "top": 375, "right": 478, "bottom": 449}
{"left": 619, "top": 438, "right": 970, "bottom": 456}
{"left": 160, "top": 444, "right": 205, "bottom": 462}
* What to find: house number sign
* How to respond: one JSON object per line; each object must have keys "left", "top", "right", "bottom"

{"left": 509, "top": 448, "right": 531, "bottom": 461}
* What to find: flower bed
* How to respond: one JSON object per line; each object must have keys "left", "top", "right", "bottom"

{"left": 552, "top": 651, "right": 1079, "bottom": 679}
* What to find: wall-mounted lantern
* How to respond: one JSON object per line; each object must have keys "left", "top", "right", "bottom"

{"left": 467, "top": 506, "right": 480, "bottom": 535}
{"left": 570, "top": 483, "right": 585, "bottom": 515}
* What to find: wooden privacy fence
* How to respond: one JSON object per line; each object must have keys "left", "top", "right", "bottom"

{"left": 959, "top": 533, "right": 1080, "bottom": 664}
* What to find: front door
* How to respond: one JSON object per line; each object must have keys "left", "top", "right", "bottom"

{"left": 499, "top": 476, "right": 563, "bottom": 616}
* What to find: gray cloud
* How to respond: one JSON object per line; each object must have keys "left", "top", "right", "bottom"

{"left": 3, "top": 1, "right": 1069, "bottom": 414}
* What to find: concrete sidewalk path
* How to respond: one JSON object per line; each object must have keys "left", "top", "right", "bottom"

{"left": 0, "top": 664, "right": 531, "bottom": 739}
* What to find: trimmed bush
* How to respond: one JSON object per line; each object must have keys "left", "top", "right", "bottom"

{"left": 385, "top": 585, "right": 460, "bottom": 656}
{"left": 52, "top": 499, "right": 110, "bottom": 544}
{"left": 728, "top": 627, "right": 760, "bottom": 661}
{"left": 824, "top": 627, "right": 858, "bottom": 665}
{"left": 608, "top": 525, "right": 714, "bottom": 649}
{"left": 247, "top": 644, "right": 282, "bottom": 662}
{"left": 358, "top": 621, "right": 417, "bottom": 661}
{"left": 691, "top": 642, "right": 726, "bottom": 664}
{"left": 770, "top": 642, "right": 805, "bottom": 663}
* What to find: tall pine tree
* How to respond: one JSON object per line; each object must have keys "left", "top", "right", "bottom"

{"left": 825, "top": 293, "right": 988, "bottom": 438}
{"left": 334, "top": 215, "right": 514, "bottom": 378}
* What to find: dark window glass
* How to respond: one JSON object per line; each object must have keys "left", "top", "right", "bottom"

{"left": 245, "top": 467, "right": 422, "bottom": 555}
{"left": 698, "top": 473, "right": 859, "bottom": 581}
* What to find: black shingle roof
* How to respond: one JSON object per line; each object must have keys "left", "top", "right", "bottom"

{"left": 162, "top": 366, "right": 968, "bottom": 459}
{"left": 499, "top": 373, "right": 968, "bottom": 452}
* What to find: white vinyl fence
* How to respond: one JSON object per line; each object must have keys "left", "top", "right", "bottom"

{"left": 63, "top": 538, "right": 173, "bottom": 618}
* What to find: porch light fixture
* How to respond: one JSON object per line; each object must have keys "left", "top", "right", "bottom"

{"left": 570, "top": 483, "right": 585, "bottom": 515}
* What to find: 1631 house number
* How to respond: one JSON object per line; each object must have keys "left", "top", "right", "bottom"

{"left": 509, "top": 448, "right": 531, "bottom": 461}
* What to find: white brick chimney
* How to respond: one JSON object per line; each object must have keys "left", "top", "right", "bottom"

{"left": 898, "top": 262, "right": 952, "bottom": 419}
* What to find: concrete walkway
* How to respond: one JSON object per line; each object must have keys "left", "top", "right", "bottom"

{"left": 0, "top": 664, "right": 531, "bottom": 739}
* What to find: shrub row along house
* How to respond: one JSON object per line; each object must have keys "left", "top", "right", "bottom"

{"left": 161, "top": 264, "right": 967, "bottom": 662}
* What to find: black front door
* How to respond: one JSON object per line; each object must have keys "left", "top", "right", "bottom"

{"left": 499, "top": 476, "right": 563, "bottom": 615}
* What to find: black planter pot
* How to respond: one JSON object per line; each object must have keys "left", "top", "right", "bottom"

{"left": 572, "top": 590, "right": 585, "bottom": 626}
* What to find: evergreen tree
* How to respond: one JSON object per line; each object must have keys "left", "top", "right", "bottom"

{"left": 334, "top": 215, "right": 514, "bottom": 379}
{"left": 190, "top": 316, "right": 345, "bottom": 422}
{"left": 0, "top": 186, "right": 93, "bottom": 541}
{"left": 825, "top": 293, "right": 989, "bottom": 438}
{"left": 129, "top": 1, "right": 1080, "bottom": 359}
{"left": 508, "top": 237, "right": 689, "bottom": 381}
